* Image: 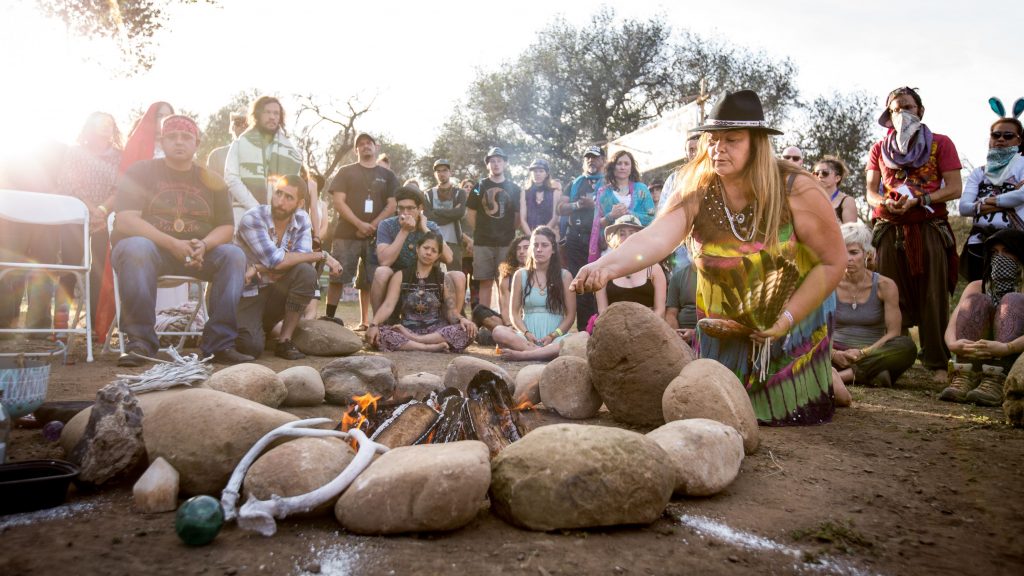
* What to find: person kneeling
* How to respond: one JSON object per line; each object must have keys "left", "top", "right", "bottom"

{"left": 942, "top": 229, "right": 1024, "bottom": 406}
{"left": 235, "top": 176, "right": 342, "bottom": 360}
{"left": 493, "top": 226, "right": 576, "bottom": 361}
{"left": 367, "top": 233, "right": 476, "bottom": 352}
{"left": 832, "top": 222, "right": 917, "bottom": 390}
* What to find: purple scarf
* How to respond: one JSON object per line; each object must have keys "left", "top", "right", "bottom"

{"left": 880, "top": 124, "right": 934, "bottom": 170}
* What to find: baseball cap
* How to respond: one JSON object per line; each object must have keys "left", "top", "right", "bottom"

{"left": 583, "top": 145, "right": 603, "bottom": 158}
{"left": 355, "top": 132, "right": 376, "bottom": 145}
{"left": 485, "top": 147, "right": 508, "bottom": 162}
{"left": 528, "top": 158, "right": 550, "bottom": 171}
{"left": 433, "top": 158, "right": 451, "bottom": 170}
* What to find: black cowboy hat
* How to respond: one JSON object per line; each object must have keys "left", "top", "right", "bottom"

{"left": 694, "top": 90, "right": 783, "bottom": 135}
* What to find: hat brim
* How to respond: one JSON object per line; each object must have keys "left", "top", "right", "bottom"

{"left": 693, "top": 123, "right": 783, "bottom": 136}
{"left": 604, "top": 222, "right": 643, "bottom": 240}
{"left": 877, "top": 109, "right": 893, "bottom": 129}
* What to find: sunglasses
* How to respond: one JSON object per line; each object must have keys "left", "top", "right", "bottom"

{"left": 813, "top": 169, "right": 832, "bottom": 177}
{"left": 782, "top": 155, "right": 802, "bottom": 161}
{"left": 991, "top": 131, "right": 1020, "bottom": 141}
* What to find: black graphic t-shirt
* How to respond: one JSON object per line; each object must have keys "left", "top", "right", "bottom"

{"left": 115, "top": 159, "right": 233, "bottom": 244}
{"left": 329, "top": 163, "right": 399, "bottom": 240}
{"left": 467, "top": 177, "right": 521, "bottom": 246}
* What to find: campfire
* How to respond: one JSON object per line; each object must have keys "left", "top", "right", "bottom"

{"left": 340, "top": 370, "right": 529, "bottom": 458}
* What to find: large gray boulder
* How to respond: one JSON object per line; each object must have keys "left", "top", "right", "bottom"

{"left": 61, "top": 389, "right": 190, "bottom": 456}
{"left": 278, "top": 366, "right": 326, "bottom": 407}
{"left": 143, "top": 388, "right": 296, "bottom": 495}
{"left": 443, "top": 357, "right": 514, "bottom": 394}
{"left": 244, "top": 437, "right": 355, "bottom": 515}
{"left": 588, "top": 302, "right": 694, "bottom": 426}
{"left": 335, "top": 441, "right": 490, "bottom": 534}
{"left": 292, "top": 319, "right": 363, "bottom": 356}
{"left": 321, "top": 356, "right": 397, "bottom": 405}
{"left": 539, "top": 356, "right": 601, "bottom": 419}
{"left": 206, "top": 363, "right": 287, "bottom": 408}
{"left": 489, "top": 424, "right": 674, "bottom": 531}
{"left": 646, "top": 419, "right": 744, "bottom": 497}
{"left": 662, "top": 359, "right": 759, "bottom": 454}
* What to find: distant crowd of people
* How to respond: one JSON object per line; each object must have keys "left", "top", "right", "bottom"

{"left": 1, "top": 86, "right": 1023, "bottom": 425}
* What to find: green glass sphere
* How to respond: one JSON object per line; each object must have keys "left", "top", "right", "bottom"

{"left": 175, "top": 495, "right": 224, "bottom": 546}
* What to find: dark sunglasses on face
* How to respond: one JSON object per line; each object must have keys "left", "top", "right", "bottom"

{"left": 991, "top": 131, "right": 1020, "bottom": 141}
{"left": 813, "top": 170, "right": 831, "bottom": 177}
{"left": 782, "top": 155, "right": 801, "bottom": 161}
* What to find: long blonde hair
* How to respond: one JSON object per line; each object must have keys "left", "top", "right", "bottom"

{"left": 663, "top": 130, "right": 800, "bottom": 247}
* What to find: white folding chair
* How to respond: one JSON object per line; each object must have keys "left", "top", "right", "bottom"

{"left": 0, "top": 189, "right": 94, "bottom": 362}
{"left": 104, "top": 271, "right": 208, "bottom": 355}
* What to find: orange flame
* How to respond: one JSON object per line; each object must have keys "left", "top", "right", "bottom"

{"left": 515, "top": 399, "right": 534, "bottom": 411}
{"left": 352, "top": 392, "right": 380, "bottom": 414}
{"left": 340, "top": 393, "right": 381, "bottom": 449}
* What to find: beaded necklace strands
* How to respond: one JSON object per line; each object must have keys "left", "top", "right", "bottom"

{"left": 718, "top": 184, "right": 757, "bottom": 242}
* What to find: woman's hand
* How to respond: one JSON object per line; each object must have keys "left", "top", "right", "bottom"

{"left": 570, "top": 262, "right": 613, "bottom": 294}
{"left": 609, "top": 203, "right": 628, "bottom": 219}
{"left": 459, "top": 317, "right": 477, "bottom": 339}
{"left": 947, "top": 338, "right": 976, "bottom": 356}
{"left": 365, "top": 325, "right": 379, "bottom": 347}
{"left": 970, "top": 339, "right": 1012, "bottom": 359}
{"left": 751, "top": 314, "right": 791, "bottom": 343}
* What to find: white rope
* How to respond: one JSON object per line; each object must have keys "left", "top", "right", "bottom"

{"left": 115, "top": 348, "right": 212, "bottom": 393}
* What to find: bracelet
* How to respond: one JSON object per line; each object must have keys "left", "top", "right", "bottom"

{"left": 553, "top": 328, "right": 564, "bottom": 337}
{"left": 368, "top": 323, "right": 378, "bottom": 328}
{"left": 97, "top": 205, "right": 109, "bottom": 216}
{"left": 922, "top": 194, "right": 932, "bottom": 207}
{"left": 781, "top": 309, "right": 795, "bottom": 331}
{"left": 860, "top": 347, "right": 871, "bottom": 357}
{"left": 198, "top": 239, "right": 208, "bottom": 251}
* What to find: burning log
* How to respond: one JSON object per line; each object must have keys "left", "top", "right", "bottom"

{"left": 369, "top": 401, "right": 439, "bottom": 448}
{"left": 465, "top": 370, "right": 524, "bottom": 458}
{"left": 424, "top": 395, "right": 467, "bottom": 444}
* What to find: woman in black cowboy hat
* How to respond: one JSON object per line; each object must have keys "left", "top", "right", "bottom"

{"left": 572, "top": 89, "right": 846, "bottom": 426}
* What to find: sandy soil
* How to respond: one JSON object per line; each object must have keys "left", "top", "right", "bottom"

{"left": 2, "top": 304, "right": 1022, "bottom": 576}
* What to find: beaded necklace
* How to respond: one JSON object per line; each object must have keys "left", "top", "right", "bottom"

{"left": 719, "top": 185, "right": 757, "bottom": 242}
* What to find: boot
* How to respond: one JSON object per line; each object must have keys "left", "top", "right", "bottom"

{"left": 939, "top": 362, "right": 978, "bottom": 403}
{"left": 966, "top": 364, "right": 1005, "bottom": 407}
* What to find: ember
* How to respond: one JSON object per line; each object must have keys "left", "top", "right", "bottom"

{"left": 365, "top": 370, "right": 527, "bottom": 458}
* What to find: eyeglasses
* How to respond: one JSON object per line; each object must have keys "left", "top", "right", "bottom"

{"left": 782, "top": 155, "right": 802, "bottom": 161}
{"left": 991, "top": 131, "right": 1020, "bottom": 141}
{"left": 395, "top": 205, "right": 419, "bottom": 213}
{"left": 813, "top": 170, "right": 831, "bottom": 177}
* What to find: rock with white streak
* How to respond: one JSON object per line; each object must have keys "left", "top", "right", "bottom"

{"left": 646, "top": 419, "right": 744, "bottom": 497}
{"left": 335, "top": 441, "right": 490, "bottom": 534}
{"left": 132, "top": 457, "right": 180, "bottom": 513}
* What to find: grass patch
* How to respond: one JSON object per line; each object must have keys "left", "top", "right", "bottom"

{"left": 791, "top": 520, "right": 873, "bottom": 554}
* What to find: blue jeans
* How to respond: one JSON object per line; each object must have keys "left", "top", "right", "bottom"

{"left": 111, "top": 236, "right": 246, "bottom": 356}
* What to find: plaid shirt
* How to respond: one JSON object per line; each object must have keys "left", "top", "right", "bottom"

{"left": 236, "top": 205, "right": 312, "bottom": 296}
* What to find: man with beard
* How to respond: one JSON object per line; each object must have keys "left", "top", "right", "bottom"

{"left": 224, "top": 96, "right": 304, "bottom": 224}
{"left": 323, "top": 132, "right": 399, "bottom": 329}
{"left": 467, "top": 147, "right": 521, "bottom": 311}
{"left": 866, "top": 86, "right": 962, "bottom": 383}
{"left": 235, "top": 174, "right": 342, "bottom": 359}
{"left": 557, "top": 145, "right": 604, "bottom": 330}
{"left": 206, "top": 112, "right": 248, "bottom": 178}
{"left": 112, "top": 115, "right": 253, "bottom": 367}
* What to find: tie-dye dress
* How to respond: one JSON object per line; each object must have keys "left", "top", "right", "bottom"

{"left": 691, "top": 183, "right": 835, "bottom": 426}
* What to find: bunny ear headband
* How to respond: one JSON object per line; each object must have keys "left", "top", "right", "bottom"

{"left": 989, "top": 97, "right": 1024, "bottom": 119}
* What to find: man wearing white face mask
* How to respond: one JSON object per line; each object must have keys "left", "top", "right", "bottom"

{"left": 866, "top": 86, "right": 963, "bottom": 383}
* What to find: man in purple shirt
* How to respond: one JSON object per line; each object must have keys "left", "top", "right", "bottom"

{"left": 235, "top": 174, "right": 342, "bottom": 359}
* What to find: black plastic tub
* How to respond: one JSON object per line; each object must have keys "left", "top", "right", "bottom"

{"left": 0, "top": 459, "right": 79, "bottom": 515}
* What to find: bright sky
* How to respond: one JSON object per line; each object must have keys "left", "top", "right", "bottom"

{"left": 1, "top": 0, "right": 1018, "bottom": 172}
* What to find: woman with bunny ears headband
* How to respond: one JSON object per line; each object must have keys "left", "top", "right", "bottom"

{"left": 958, "top": 97, "right": 1024, "bottom": 281}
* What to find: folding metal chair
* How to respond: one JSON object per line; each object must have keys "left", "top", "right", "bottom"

{"left": 0, "top": 189, "right": 94, "bottom": 362}
{"left": 103, "top": 272, "right": 208, "bottom": 355}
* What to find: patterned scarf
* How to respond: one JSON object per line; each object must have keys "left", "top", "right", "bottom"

{"left": 988, "top": 253, "right": 1020, "bottom": 305}
{"left": 985, "top": 147, "right": 1022, "bottom": 187}
{"left": 235, "top": 128, "right": 303, "bottom": 204}
{"left": 880, "top": 113, "right": 934, "bottom": 171}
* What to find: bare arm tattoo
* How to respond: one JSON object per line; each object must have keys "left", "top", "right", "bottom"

{"left": 443, "top": 274, "right": 460, "bottom": 325}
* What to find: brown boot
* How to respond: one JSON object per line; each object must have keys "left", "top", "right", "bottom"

{"left": 966, "top": 364, "right": 1005, "bottom": 407}
{"left": 939, "top": 362, "right": 978, "bottom": 403}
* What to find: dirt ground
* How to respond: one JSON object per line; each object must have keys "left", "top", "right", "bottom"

{"left": 2, "top": 303, "right": 1023, "bottom": 576}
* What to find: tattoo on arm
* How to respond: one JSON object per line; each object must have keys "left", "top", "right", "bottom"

{"left": 443, "top": 274, "right": 460, "bottom": 324}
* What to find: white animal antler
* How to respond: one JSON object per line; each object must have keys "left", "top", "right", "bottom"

{"left": 220, "top": 418, "right": 388, "bottom": 536}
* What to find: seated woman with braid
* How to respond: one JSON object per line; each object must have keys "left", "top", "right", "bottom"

{"left": 831, "top": 222, "right": 917, "bottom": 390}
{"left": 493, "top": 226, "right": 576, "bottom": 361}
{"left": 366, "top": 232, "right": 477, "bottom": 352}
{"left": 941, "top": 229, "right": 1024, "bottom": 406}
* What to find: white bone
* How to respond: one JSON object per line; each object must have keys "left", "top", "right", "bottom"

{"left": 220, "top": 418, "right": 388, "bottom": 536}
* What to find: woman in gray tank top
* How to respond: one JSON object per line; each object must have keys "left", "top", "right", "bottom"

{"left": 832, "top": 223, "right": 917, "bottom": 388}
